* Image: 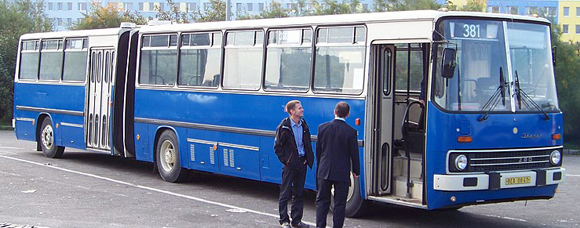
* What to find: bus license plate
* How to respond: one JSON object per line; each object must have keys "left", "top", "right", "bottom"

{"left": 505, "top": 176, "right": 531, "bottom": 185}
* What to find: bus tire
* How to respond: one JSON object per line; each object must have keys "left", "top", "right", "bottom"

{"left": 39, "top": 118, "right": 64, "bottom": 158}
{"left": 331, "top": 173, "right": 367, "bottom": 218}
{"left": 155, "top": 130, "right": 190, "bottom": 183}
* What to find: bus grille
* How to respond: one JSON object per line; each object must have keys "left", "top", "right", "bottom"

{"left": 451, "top": 149, "right": 557, "bottom": 172}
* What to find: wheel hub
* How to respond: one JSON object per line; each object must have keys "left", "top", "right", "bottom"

{"left": 41, "top": 125, "right": 53, "bottom": 150}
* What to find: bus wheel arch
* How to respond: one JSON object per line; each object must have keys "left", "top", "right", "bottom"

{"left": 37, "top": 115, "right": 65, "bottom": 158}
{"left": 330, "top": 173, "right": 368, "bottom": 218}
{"left": 154, "top": 128, "right": 191, "bottom": 183}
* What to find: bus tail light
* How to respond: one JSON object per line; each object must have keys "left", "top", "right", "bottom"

{"left": 457, "top": 136, "right": 472, "bottom": 143}
{"left": 552, "top": 133, "right": 561, "bottom": 140}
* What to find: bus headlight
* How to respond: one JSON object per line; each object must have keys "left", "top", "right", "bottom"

{"left": 550, "top": 150, "right": 561, "bottom": 165}
{"left": 455, "top": 155, "right": 468, "bottom": 171}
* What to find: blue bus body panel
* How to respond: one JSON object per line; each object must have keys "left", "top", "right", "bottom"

{"left": 13, "top": 82, "right": 86, "bottom": 150}
{"left": 425, "top": 102, "right": 564, "bottom": 209}
{"left": 134, "top": 89, "right": 366, "bottom": 192}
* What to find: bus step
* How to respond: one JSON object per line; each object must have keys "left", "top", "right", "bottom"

{"left": 392, "top": 156, "right": 423, "bottom": 180}
{"left": 393, "top": 176, "right": 423, "bottom": 201}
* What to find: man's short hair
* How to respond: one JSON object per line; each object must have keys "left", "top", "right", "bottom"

{"left": 335, "top": 102, "right": 350, "bottom": 118}
{"left": 285, "top": 100, "right": 301, "bottom": 115}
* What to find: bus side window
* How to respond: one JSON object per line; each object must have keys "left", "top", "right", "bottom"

{"left": 39, "top": 39, "right": 64, "bottom": 81}
{"left": 313, "top": 26, "right": 366, "bottom": 94}
{"left": 63, "top": 38, "right": 88, "bottom": 82}
{"left": 19, "top": 40, "right": 40, "bottom": 80}
{"left": 394, "top": 43, "right": 425, "bottom": 94}
{"left": 223, "top": 30, "right": 264, "bottom": 90}
{"left": 264, "top": 28, "right": 312, "bottom": 92}
{"left": 178, "top": 32, "right": 222, "bottom": 88}
{"left": 139, "top": 34, "right": 178, "bottom": 86}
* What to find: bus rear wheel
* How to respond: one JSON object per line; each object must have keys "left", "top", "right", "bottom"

{"left": 331, "top": 173, "right": 367, "bottom": 218}
{"left": 39, "top": 118, "right": 64, "bottom": 158}
{"left": 155, "top": 130, "right": 191, "bottom": 183}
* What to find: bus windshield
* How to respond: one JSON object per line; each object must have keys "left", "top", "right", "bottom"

{"left": 433, "top": 19, "right": 559, "bottom": 113}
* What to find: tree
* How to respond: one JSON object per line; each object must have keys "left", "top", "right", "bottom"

{"left": 550, "top": 25, "right": 580, "bottom": 144}
{"left": 193, "top": 0, "right": 226, "bottom": 22}
{"left": 0, "top": 0, "right": 52, "bottom": 124}
{"left": 447, "top": 0, "right": 485, "bottom": 12}
{"left": 156, "top": 0, "right": 191, "bottom": 23}
{"left": 237, "top": 1, "right": 290, "bottom": 20}
{"left": 70, "top": 3, "right": 147, "bottom": 30}
{"left": 388, "top": 0, "right": 441, "bottom": 11}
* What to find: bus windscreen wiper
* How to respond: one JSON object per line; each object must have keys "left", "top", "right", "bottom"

{"left": 515, "top": 71, "right": 550, "bottom": 120}
{"left": 478, "top": 67, "right": 507, "bottom": 122}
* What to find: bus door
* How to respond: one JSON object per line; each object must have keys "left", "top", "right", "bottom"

{"left": 86, "top": 48, "right": 115, "bottom": 151}
{"left": 370, "top": 44, "right": 395, "bottom": 195}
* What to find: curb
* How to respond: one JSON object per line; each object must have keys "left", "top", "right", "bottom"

{"left": 563, "top": 149, "right": 580, "bottom": 156}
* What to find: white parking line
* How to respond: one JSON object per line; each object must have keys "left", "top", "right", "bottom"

{"left": 567, "top": 174, "right": 580, "bottom": 177}
{"left": 0, "top": 154, "right": 318, "bottom": 227}
{"left": 0, "top": 146, "right": 24, "bottom": 150}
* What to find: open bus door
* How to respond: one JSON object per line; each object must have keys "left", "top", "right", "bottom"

{"left": 369, "top": 43, "right": 428, "bottom": 206}
{"left": 370, "top": 44, "right": 395, "bottom": 196}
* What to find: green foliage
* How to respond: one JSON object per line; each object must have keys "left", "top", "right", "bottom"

{"left": 0, "top": 0, "right": 52, "bottom": 123}
{"left": 193, "top": 0, "right": 226, "bottom": 22}
{"left": 70, "top": 3, "right": 147, "bottom": 30}
{"left": 551, "top": 26, "right": 580, "bottom": 142}
{"left": 156, "top": 0, "right": 191, "bottom": 23}
{"left": 447, "top": 0, "right": 485, "bottom": 12}
{"left": 387, "top": 0, "right": 441, "bottom": 11}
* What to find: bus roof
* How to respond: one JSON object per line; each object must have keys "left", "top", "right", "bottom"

{"left": 139, "top": 10, "right": 550, "bottom": 33}
{"left": 20, "top": 27, "right": 127, "bottom": 40}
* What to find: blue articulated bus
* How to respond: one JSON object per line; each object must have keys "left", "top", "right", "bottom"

{"left": 13, "top": 10, "right": 565, "bottom": 216}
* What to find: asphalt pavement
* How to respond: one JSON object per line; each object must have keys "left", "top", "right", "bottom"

{"left": 0, "top": 130, "right": 578, "bottom": 228}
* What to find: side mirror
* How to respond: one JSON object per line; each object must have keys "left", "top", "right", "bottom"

{"left": 552, "top": 46, "right": 557, "bottom": 67}
{"left": 441, "top": 48, "right": 457, "bottom": 79}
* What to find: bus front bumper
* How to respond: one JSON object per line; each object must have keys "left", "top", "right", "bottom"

{"left": 433, "top": 168, "right": 565, "bottom": 191}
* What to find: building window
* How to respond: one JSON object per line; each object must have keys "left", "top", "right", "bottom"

{"left": 67, "top": 18, "right": 72, "bottom": 25}
{"left": 507, "top": 6, "right": 518, "bottom": 15}
{"left": 187, "top": 3, "right": 196, "bottom": 12}
{"left": 48, "top": 2, "right": 53, "bottom": 10}
{"left": 123, "top": 2, "right": 133, "bottom": 11}
{"left": 159, "top": 3, "right": 165, "bottom": 11}
{"left": 491, "top": 6, "right": 500, "bottom": 13}
{"left": 67, "top": 2, "right": 72, "bottom": 10}
{"left": 363, "top": 4, "right": 368, "bottom": 10}
{"left": 57, "top": 18, "right": 63, "bottom": 26}
{"left": 547, "top": 7, "right": 557, "bottom": 16}
{"left": 564, "top": 7, "right": 569, "bottom": 16}
{"left": 258, "top": 3, "right": 264, "bottom": 11}
{"left": 247, "top": 3, "right": 253, "bottom": 11}
{"left": 204, "top": 2, "right": 209, "bottom": 10}
{"left": 58, "top": 2, "right": 63, "bottom": 10}
{"left": 78, "top": 2, "right": 87, "bottom": 11}
{"left": 149, "top": 2, "right": 155, "bottom": 11}
{"left": 563, "top": 24, "right": 569, "bottom": 33}
{"left": 236, "top": 3, "right": 242, "bottom": 12}
{"left": 139, "top": 3, "right": 143, "bottom": 11}
{"left": 287, "top": 3, "right": 292, "bottom": 9}
{"left": 525, "top": 6, "right": 538, "bottom": 15}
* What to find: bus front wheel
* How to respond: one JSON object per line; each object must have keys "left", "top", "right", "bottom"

{"left": 330, "top": 173, "right": 367, "bottom": 218}
{"left": 155, "top": 130, "right": 191, "bottom": 183}
{"left": 39, "top": 118, "right": 65, "bottom": 158}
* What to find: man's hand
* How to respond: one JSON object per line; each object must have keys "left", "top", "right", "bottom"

{"left": 352, "top": 173, "right": 359, "bottom": 178}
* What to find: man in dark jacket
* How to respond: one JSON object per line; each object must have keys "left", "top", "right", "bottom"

{"left": 315, "top": 101, "right": 360, "bottom": 228}
{"left": 274, "top": 100, "right": 314, "bottom": 228}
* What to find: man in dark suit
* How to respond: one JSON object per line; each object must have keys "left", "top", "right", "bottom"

{"left": 315, "top": 101, "right": 360, "bottom": 228}
{"left": 274, "top": 100, "right": 314, "bottom": 228}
